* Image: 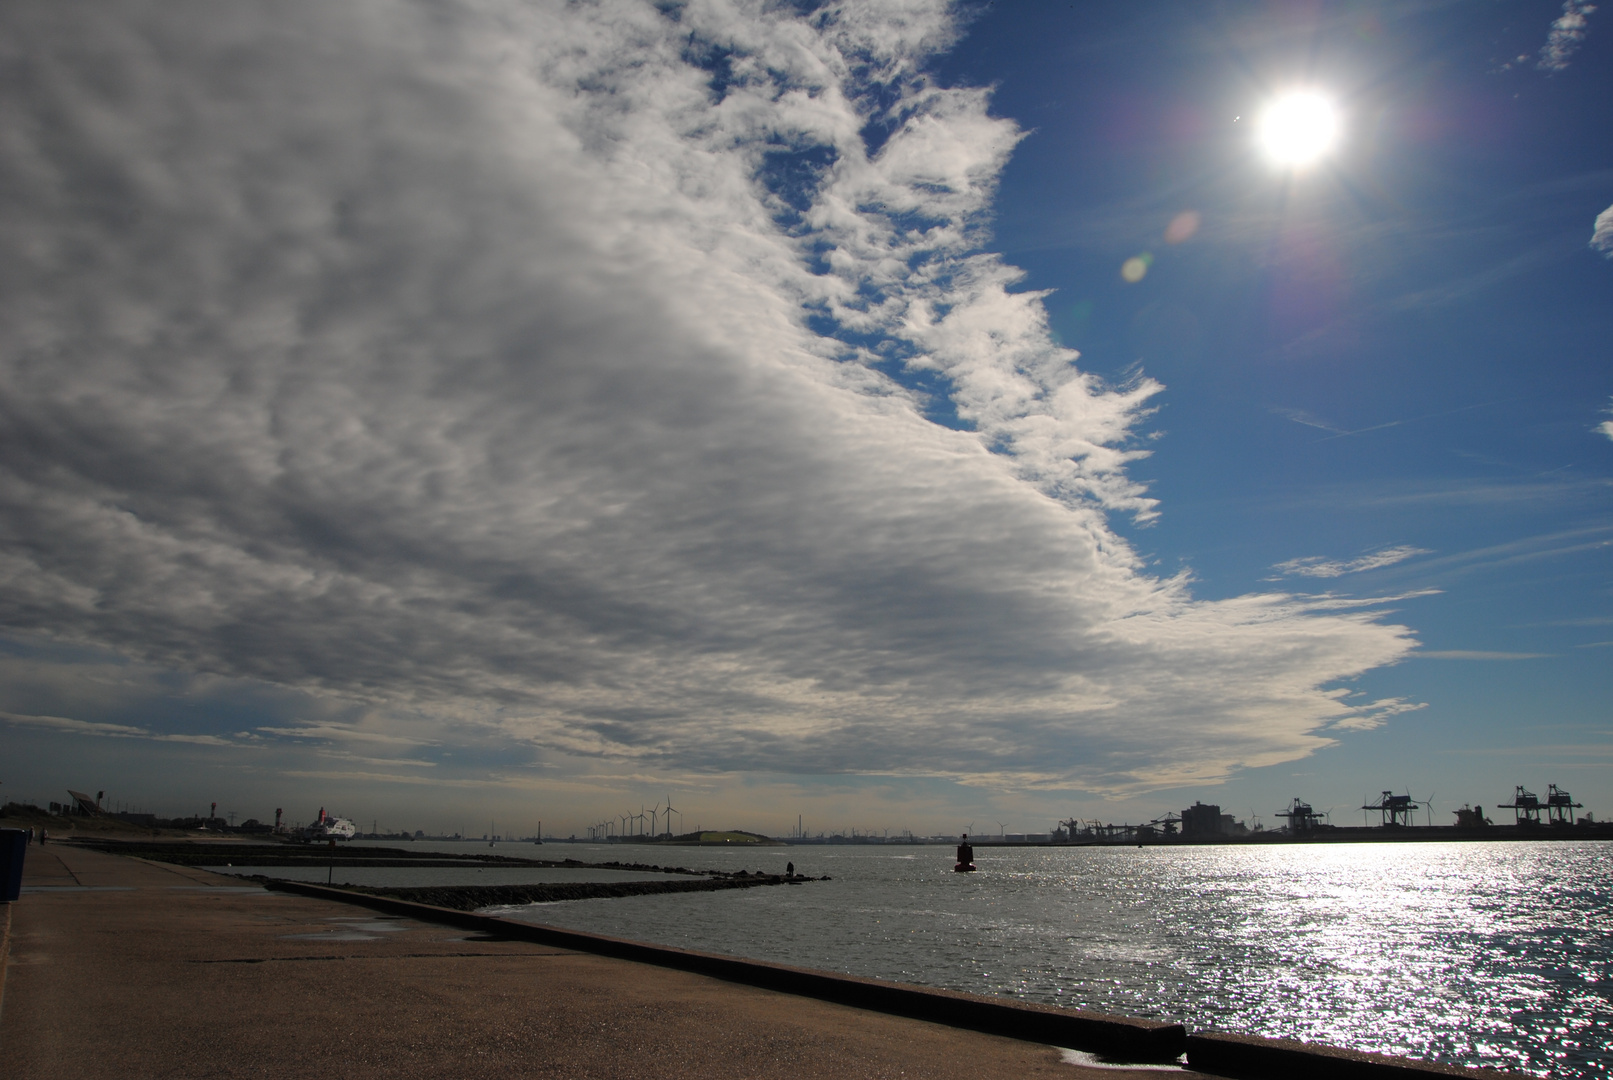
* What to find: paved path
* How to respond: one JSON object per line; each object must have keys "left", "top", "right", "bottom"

{"left": 1, "top": 844, "right": 1196, "bottom": 1079}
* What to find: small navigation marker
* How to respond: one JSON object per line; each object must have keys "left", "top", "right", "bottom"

{"left": 954, "top": 833, "right": 976, "bottom": 873}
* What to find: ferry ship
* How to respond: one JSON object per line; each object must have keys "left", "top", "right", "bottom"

{"left": 301, "top": 807, "right": 357, "bottom": 841}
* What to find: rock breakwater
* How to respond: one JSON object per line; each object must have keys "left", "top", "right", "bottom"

{"left": 315, "top": 872, "right": 821, "bottom": 911}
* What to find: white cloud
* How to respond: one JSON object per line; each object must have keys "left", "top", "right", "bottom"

{"left": 1327, "top": 697, "right": 1426, "bottom": 732}
{"left": 1270, "top": 546, "right": 1431, "bottom": 579}
{"left": 1594, "top": 203, "right": 1613, "bottom": 256}
{"left": 1540, "top": 0, "right": 1597, "bottom": 71}
{"left": 0, "top": 0, "right": 1418, "bottom": 794}
{"left": 1413, "top": 651, "right": 1551, "bottom": 660}
{"left": 0, "top": 709, "right": 234, "bottom": 745}
{"left": 255, "top": 723, "right": 434, "bottom": 749}
{"left": 1290, "top": 589, "right": 1443, "bottom": 608}
{"left": 1600, "top": 397, "right": 1613, "bottom": 441}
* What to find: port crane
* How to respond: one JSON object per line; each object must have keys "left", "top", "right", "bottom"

{"left": 1275, "top": 797, "right": 1325, "bottom": 834}
{"left": 1498, "top": 785, "right": 1544, "bottom": 826}
{"left": 1146, "top": 812, "right": 1181, "bottom": 836}
{"left": 1361, "top": 791, "right": 1421, "bottom": 827}
{"left": 1544, "top": 784, "right": 1581, "bottom": 826}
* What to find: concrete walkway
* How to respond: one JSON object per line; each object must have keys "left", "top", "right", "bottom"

{"left": 1, "top": 844, "right": 1195, "bottom": 1079}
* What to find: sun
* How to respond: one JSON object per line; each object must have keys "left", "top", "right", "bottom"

{"left": 1256, "top": 91, "right": 1341, "bottom": 168}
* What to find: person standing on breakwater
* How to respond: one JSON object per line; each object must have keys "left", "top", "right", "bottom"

{"left": 786, "top": 861, "right": 794, "bottom": 878}
{"left": 954, "top": 833, "right": 975, "bottom": 872}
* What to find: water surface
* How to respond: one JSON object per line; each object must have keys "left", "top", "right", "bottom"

{"left": 487, "top": 841, "right": 1609, "bottom": 1078}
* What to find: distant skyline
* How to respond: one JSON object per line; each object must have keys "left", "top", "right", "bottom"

{"left": 2, "top": 1, "right": 1608, "bottom": 838}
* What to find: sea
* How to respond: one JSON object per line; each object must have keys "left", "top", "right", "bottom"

{"left": 450, "top": 840, "right": 1610, "bottom": 1079}
{"left": 270, "top": 839, "right": 1611, "bottom": 1076}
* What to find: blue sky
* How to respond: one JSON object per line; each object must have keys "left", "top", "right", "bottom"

{"left": 937, "top": 0, "right": 1613, "bottom": 827}
{"left": 1, "top": 0, "right": 1608, "bottom": 836}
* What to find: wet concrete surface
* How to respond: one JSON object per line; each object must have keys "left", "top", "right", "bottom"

{"left": 0, "top": 843, "right": 1203, "bottom": 1079}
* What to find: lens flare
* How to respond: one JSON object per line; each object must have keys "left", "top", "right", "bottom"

{"left": 1164, "top": 211, "right": 1200, "bottom": 244}
{"left": 1256, "top": 91, "right": 1340, "bottom": 168}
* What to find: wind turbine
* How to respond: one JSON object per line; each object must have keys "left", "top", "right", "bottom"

{"left": 996, "top": 820, "right": 1008, "bottom": 839}
{"left": 663, "top": 795, "right": 679, "bottom": 838}
{"left": 650, "top": 802, "right": 661, "bottom": 838}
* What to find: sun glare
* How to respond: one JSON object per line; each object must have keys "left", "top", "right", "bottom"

{"left": 1256, "top": 91, "right": 1340, "bottom": 168}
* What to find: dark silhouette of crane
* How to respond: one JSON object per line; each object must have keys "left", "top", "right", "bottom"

{"left": 1544, "top": 784, "right": 1582, "bottom": 826}
{"left": 1361, "top": 791, "right": 1420, "bottom": 827}
{"left": 1276, "top": 797, "right": 1325, "bottom": 834}
{"left": 1498, "top": 785, "right": 1543, "bottom": 826}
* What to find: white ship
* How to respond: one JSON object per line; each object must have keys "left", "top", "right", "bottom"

{"left": 302, "top": 806, "right": 358, "bottom": 841}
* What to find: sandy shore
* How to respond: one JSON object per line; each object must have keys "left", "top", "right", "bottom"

{"left": 0, "top": 843, "right": 1195, "bottom": 1079}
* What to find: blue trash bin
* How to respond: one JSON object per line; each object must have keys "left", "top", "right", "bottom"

{"left": 0, "top": 828, "right": 27, "bottom": 902}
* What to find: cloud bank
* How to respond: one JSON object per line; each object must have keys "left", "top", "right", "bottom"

{"left": 0, "top": 0, "right": 1417, "bottom": 792}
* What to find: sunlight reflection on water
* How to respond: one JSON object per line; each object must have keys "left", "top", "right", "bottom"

{"left": 489, "top": 841, "right": 1610, "bottom": 1078}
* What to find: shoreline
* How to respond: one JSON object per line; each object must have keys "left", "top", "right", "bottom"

{"left": 5, "top": 840, "right": 1541, "bottom": 1079}
{"left": 1, "top": 844, "right": 1100, "bottom": 1080}
{"left": 253, "top": 872, "right": 822, "bottom": 911}
{"left": 262, "top": 875, "right": 1533, "bottom": 1079}
{"left": 784, "top": 824, "right": 1613, "bottom": 847}
{"left": 972, "top": 824, "right": 1613, "bottom": 847}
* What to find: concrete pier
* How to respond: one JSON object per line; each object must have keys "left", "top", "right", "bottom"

{"left": 0, "top": 844, "right": 1183, "bottom": 1079}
